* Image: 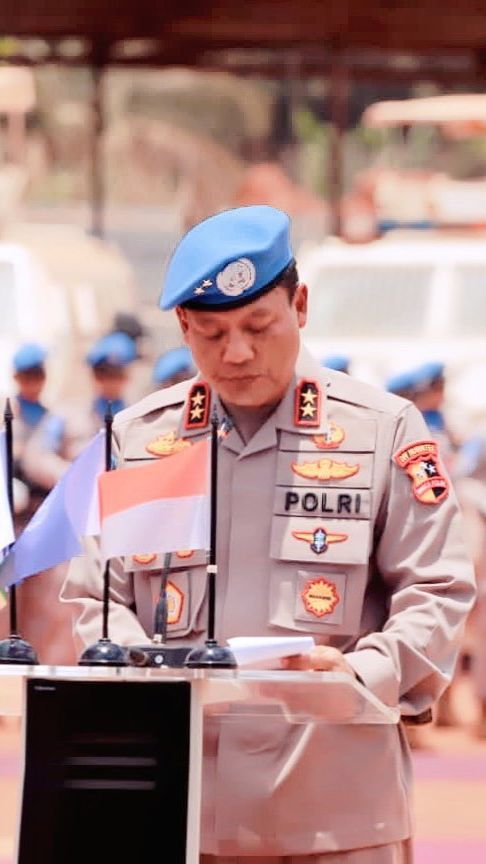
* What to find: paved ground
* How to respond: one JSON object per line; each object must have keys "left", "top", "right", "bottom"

{"left": 0, "top": 673, "right": 484, "bottom": 863}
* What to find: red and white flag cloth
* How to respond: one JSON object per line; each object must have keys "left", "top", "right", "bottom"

{"left": 98, "top": 439, "right": 209, "bottom": 561}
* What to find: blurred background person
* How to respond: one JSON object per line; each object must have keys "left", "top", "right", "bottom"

{"left": 454, "top": 435, "right": 486, "bottom": 739}
{"left": 387, "top": 361, "right": 457, "bottom": 471}
{"left": 321, "top": 354, "right": 350, "bottom": 374}
{"left": 14, "top": 331, "right": 136, "bottom": 664}
{"left": 152, "top": 346, "right": 195, "bottom": 390}
{"left": 387, "top": 361, "right": 463, "bottom": 729}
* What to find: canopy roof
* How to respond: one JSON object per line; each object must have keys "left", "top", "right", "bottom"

{"left": 362, "top": 94, "right": 486, "bottom": 134}
{"left": 2, "top": 1, "right": 486, "bottom": 70}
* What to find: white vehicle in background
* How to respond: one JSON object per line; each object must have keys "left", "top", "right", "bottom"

{"left": 298, "top": 231, "right": 486, "bottom": 440}
{"left": 0, "top": 224, "right": 140, "bottom": 404}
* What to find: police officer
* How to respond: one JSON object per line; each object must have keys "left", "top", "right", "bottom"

{"left": 16, "top": 332, "right": 136, "bottom": 665}
{"left": 63, "top": 205, "right": 475, "bottom": 863}
{"left": 152, "top": 346, "right": 195, "bottom": 390}
{"left": 387, "top": 362, "right": 456, "bottom": 470}
{"left": 10, "top": 343, "right": 50, "bottom": 518}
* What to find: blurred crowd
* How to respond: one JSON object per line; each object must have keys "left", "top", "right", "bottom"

{"left": 2, "top": 334, "right": 485, "bottom": 742}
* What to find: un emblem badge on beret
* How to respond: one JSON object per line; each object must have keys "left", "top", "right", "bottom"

{"left": 216, "top": 258, "right": 256, "bottom": 297}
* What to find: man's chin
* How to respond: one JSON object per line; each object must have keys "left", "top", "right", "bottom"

{"left": 216, "top": 380, "right": 279, "bottom": 409}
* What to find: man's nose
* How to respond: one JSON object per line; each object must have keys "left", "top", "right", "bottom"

{"left": 222, "top": 332, "right": 254, "bottom": 364}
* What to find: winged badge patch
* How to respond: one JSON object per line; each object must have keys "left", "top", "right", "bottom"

{"left": 292, "top": 458, "right": 359, "bottom": 481}
{"left": 145, "top": 431, "right": 191, "bottom": 457}
{"left": 292, "top": 526, "right": 348, "bottom": 554}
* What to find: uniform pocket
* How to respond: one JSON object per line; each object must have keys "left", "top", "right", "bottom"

{"left": 147, "top": 563, "right": 208, "bottom": 638}
{"left": 268, "top": 560, "right": 369, "bottom": 637}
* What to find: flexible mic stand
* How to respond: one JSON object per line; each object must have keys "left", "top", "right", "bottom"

{"left": 184, "top": 408, "right": 237, "bottom": 669}
{"left": 0, "top": 399, "right": 38, "bottom": 664}
{"left": 79, "top": 406, "right": 127, "bottom": 666}
{"left": 127, "top": 551, "right": 192, "bottom": 668}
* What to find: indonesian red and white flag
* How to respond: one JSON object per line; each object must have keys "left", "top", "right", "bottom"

{"left": 98, "top": 439, "right": 209, "bottom": 560}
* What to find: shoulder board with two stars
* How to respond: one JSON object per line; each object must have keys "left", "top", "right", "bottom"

{"left": 184, "top": 381, "right": 211, "bottom": 429}
{"left": 294, "top": 379, "right": 321, "bottom": 427}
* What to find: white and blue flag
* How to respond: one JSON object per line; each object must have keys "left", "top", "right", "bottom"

{"left": 0, "top": 431, "right": 105, "bottom": 589}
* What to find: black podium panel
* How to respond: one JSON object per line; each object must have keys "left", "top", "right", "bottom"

{"left": 18, "top": 677, "right": 191, "bottom": 864}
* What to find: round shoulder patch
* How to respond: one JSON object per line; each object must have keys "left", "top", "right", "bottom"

{"left": 216, "top": 258, "right": 256, "bottom": 297}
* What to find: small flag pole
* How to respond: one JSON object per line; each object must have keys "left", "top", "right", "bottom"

{"left": 185, "top": 408, "right": 236, "bottom": 668}
{"left": 0, "top": 399, "right": 38, "bottom": 665}
{"left": 79, "top": 404, "right": 127, "bottom": 666}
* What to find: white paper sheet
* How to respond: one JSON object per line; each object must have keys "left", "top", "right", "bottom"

{"left": 227, "top": 635, "right": 315, "bottom": 667}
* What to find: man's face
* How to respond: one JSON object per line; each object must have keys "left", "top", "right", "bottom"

{"left": 176, "top": 283, "right": 307, "bottom": 407}
{"left": 15, "top": 370, "right": 45, "bottom": 402}
{"left": 93, "top": 367, "right": 129, "bottom": 401}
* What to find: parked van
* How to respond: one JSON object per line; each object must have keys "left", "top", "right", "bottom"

{"left": 298, "top": 231, "right": 486, "bottom": 437}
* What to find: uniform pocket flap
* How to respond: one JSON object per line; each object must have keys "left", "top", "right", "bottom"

{"left": 271, "top": 516, "right": 371, "bottom": 564}
{"left": 279, "top": 417, "right": 376, "bottom": 453}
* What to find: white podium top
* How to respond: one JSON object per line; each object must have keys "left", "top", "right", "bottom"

{"left": 0, "top": 664, "right": 399, "bottom": 724}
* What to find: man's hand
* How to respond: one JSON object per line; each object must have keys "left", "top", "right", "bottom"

{"left": 281, "top": 645, "right": 356, "bottom": 677}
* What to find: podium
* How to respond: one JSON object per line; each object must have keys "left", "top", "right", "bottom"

{"left": 0, "top": 665, "right": 399, "bottom": 864}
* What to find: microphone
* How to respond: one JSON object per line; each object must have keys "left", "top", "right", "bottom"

{"left": 127, "top": 552, "right": 192, "bottom": 668}
{"left": 78, "top": 405, "right": 127, "bottom": 666}
{"left": 184, "top": 408, "right": 236, "bottom": 669}
{"left": 0, "top": 399, "right": 38, "bottom": 665}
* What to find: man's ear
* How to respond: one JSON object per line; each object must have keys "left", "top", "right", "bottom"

{"left": 294, "top": 283, "right": 308, "bottom": 328}
{"left": 175, "top": 306, "right": 189, "bottom": 337}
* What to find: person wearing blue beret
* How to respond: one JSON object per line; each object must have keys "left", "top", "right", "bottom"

{"left": 86, "top": 331, "right": 137, "bottom": 422}
{"left": 63, "top": 205, "right": 475, "bottom": 863}
{"left": 12, "top": 343, "right": 49, "bottom": 432}
{"left": 321, "top": 354, "right": 350, "bottom": 374}
{"left": 152, "top": 346, "right": 195, "bottom": 389}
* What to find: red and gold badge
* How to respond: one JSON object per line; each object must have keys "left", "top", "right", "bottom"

{"left": 145, "top": 431, "right": 191, "bottom": 457}
{"left": 132, "top": 553, "right": 157, "bottom": 566}
{"left": 184, "top": 382, "right": 210, "bottom": 429}
{"left": 166, "top": 581, "right": 184, "bottom": 625}
{"left": 313, "top": 423, "right": 345, "bottom": 450}
{"left": 292, "top": 457, "right": 359, "bottom": 481}
{"left": 301, "top": 577, "right": 340, "bottom": 618}
{"left": 394, "top": 440, "right": 449, "bottom": 505}
{"left": 294, "top": 379, "right": 321, "bottom": 427}
{"left": 292, "top": 526, "right": 347, "bottom": 554}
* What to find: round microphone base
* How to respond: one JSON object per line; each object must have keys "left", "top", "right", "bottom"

{"left": 184, "top": 639, "right": 237, "bottom": 669}
{"left": 0, "top": 636, "right": 38, "bottom": 665}
{"left": 128, "top": 644, "right": 192, "bottom": 668}
{"left": 78, "top": 638, "right": 127, "bottom": 667}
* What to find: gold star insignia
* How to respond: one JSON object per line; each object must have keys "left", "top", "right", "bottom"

{"left": 301, "top": 403, "right": 317, "bottom": 418}
{"left": 202, "top": 279, "right": 212, "bottom": 288}
{"left": 302, "top": 388, "right": 317, "bottom": 404}
{"left": 194, "top": 285, "right": 205, "bottom": 296}
{"left": 191, "top": 391, "right": 205, "bottom": 407}
{"left": 190, "top": 405, "right": 204, "bottom": 420}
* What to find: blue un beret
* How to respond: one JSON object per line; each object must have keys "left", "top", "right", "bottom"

{"left": 159, "top": 205, "right": 293, "bottom": 310}
{"left": 13, "top": 343, "right": 47, "bottom": 372}
{"left": 153, "top": 347, "right": 194, "bottom": 384}
{"left": 86, "top": 332, "right": 137, "bottom": 368}
{"left": 386, "top": 361, "right": 445, "bottom": 396}
{"left": 321, "top": 354, "right": 350, "bottom": 373}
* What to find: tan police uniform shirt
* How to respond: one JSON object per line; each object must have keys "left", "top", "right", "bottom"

{"left": 62, "top": 347, "right": 476, "bottom": 856}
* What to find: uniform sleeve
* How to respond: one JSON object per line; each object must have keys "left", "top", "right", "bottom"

{"left": 346, "top": 403, "right": 476, "bottom": 713}
{"left": 60, "top": 536, "right": 148, "bottom": 652}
